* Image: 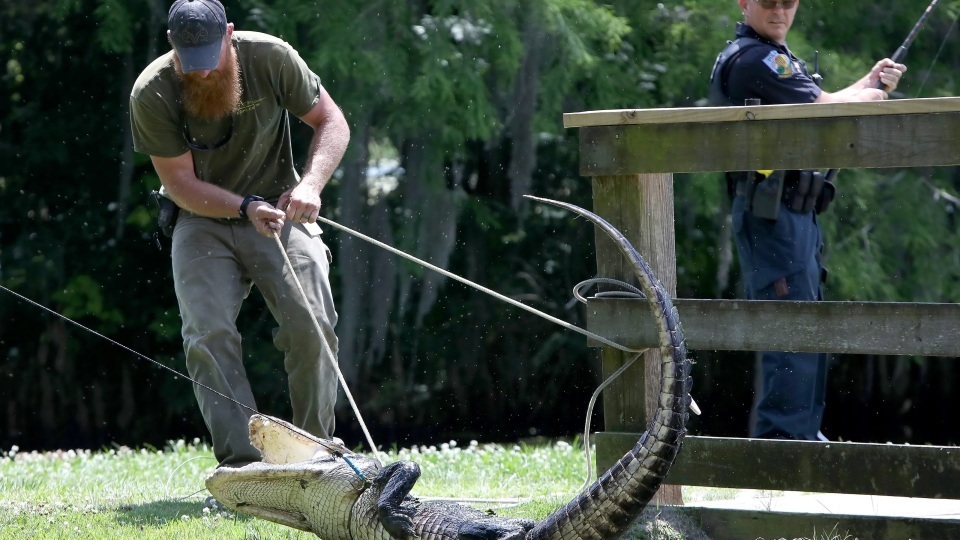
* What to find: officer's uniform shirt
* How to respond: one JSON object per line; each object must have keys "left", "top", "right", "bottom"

{"left": 719, "top": 23, "right": 822, "bottom": 106}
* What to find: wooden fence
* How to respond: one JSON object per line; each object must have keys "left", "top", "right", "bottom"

{"left": 564, "top": 97, "right": 960, "bottom": 537}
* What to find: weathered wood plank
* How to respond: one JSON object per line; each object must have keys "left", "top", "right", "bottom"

{"left": 684, "top": 506, "right": 960, "bottom": 539}
{"left": 596, "top": 434, "right": 960, "bottom": 499}
{"left": 578, "top": 111, "right": 960, "bottom": 175}
{"left": 586, "top": 298, "right": 960, "bottom": 356}
{"left": 563, "top": 96, "right": 960, "bottom": 128}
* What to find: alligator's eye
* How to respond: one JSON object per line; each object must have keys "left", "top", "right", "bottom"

{"left": 299, "top": 479, "right": 309, "bottom": 490}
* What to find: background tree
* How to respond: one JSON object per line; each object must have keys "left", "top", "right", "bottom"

{"left": 1, "top": 0, "right": 958, "bottom": 451}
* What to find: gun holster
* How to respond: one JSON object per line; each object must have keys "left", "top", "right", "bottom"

{"left": 816, "top": 178, "right": 836, "bottom": 214}
{"left": 150, "top": 190, "right": 180, "bottom": 238}
{"left": 782, "top": 170, "right": 836, "bottom": 214}
{"left": 748, "top": 171, "right": 785, "bottom": 220}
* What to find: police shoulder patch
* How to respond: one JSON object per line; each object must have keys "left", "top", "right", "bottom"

{"left": 762, "top": 50, "right": 794, "bottom": 78}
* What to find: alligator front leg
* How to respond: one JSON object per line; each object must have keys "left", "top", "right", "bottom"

{"left": 375, "top": 461, "right": 421, "bottom": 539}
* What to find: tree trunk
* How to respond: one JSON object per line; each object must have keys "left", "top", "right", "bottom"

{"left": 336, "top": 119, "right": 371, "bottom": 386}
{"left": 507, "top": 16, "right": 545, "bottom": 212}
{"left": 115, "top": 50, "right": 135, "bottom": 240}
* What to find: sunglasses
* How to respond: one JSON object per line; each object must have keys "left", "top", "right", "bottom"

{"left": 753, "top": 0, "right": 797, "bottom": 9}
{"left": 182, "top": 115, "right": 234, "bottom": 152}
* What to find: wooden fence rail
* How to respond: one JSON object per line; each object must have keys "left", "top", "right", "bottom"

{"left": 565, "top": 98, "right": 960, "bottom": 537}
{"left": 586, "top": 298, "right": 960, "bottom": 357}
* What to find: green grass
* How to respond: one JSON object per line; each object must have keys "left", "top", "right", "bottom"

{"left": 0, "top": 437, "right": 706, "bottom": 539}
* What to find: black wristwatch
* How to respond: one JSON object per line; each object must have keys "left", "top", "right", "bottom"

{"left": 239, "top": 195, "right": 265, "bottom": 219}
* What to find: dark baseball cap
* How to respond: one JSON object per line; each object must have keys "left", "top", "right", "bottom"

{"left": 168, "top": 0, "right": 228, "bottom": 73}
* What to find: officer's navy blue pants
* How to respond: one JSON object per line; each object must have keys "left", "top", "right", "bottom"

{"left": 732, "top": 196, "right": 829, "bottom": 441}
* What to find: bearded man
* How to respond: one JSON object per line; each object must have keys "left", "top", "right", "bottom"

{"left": 130, "top": 0, "right": 350, "bottom": 470}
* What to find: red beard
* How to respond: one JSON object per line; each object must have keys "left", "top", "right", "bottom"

{"left": 174, "top": 45, "right": 242, "bottom": 120}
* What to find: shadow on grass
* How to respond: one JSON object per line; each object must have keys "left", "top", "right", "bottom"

{"left": 114, "top": 498, "right": 253, "bottom": 527}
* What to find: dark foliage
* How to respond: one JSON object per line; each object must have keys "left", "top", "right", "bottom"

{"left": 1, "top": 0, "right": 959, "bottom": 454}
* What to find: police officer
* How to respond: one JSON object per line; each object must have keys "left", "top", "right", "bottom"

{"left": 710, "top": 0, "right": 906, "bottom": 440}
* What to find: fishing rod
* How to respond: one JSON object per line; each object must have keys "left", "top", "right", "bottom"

{"left": 824, "top": 0, "right": 942, "bottom": 183}
{"left": 882, "top": 0, "right": 941, "bottom": 78}
{"left": 0, "top": 284, "right": 238, "bottom": 405}
{"left": 0, "top": 282, "right": 357, "bottom": 459}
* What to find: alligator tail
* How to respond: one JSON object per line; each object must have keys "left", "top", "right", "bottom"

{"left": 523, "top": 196, "right": 692, "bottom": 540}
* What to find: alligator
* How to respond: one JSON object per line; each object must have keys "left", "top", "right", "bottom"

{"left": 206, "top": 197, "right": 692, "bottom": 540}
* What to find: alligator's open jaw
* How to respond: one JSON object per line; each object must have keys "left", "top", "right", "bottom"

{"left": 249, "top": 414, "right": 347, "bottom": 465}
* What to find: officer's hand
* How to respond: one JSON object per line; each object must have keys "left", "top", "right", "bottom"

{"left": 277, "top": 183, "right": 321, "bottom": 225}
{"left": 871, "top": 58, "right": 907, "bottom": 93}
{"left": 248, "top": 201, "right": 285, "bottom": 237}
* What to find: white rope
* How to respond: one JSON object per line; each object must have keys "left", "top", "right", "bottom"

{"left": 314, "top": 216, "right": 700, "bottom": 492}
{"left": 271, "top": 233, "right": 384, "bottom": 465}
{"left": 316, "top": 216, "right": 642, "bottom": 355}
{"left": 576, "top": 351, "right": 643, "bottom": 490}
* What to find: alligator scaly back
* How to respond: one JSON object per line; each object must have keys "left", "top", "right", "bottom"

{"left": 523, "top": 196, "right": 691, "bottom": 540}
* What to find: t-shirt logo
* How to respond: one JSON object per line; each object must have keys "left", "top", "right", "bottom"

{"left": 178, "top": 20, "right": 209, "bottom": 46}
{"left": 237, "top": 98, "right": 265, "bottom": 114}
{"left": 763, "top": 51, "right": 794, "bottom": 78}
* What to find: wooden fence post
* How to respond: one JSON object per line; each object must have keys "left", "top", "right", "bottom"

{"left": 569, "top": 97, "right": 960, "bottom": 535}
{"left": 592, "top": 173, "right": 680, "bottom": 505}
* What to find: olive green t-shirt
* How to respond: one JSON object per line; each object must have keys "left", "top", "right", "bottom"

{"left": 130, "top": 31, "right": 322, "bottom": 201}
